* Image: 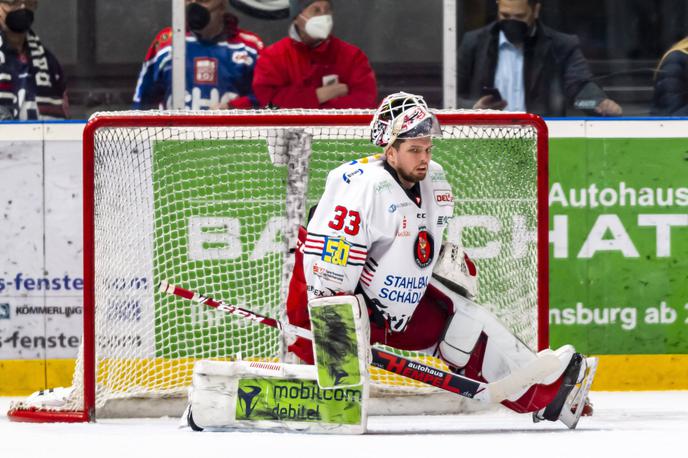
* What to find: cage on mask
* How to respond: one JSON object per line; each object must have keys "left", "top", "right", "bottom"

{"left": 370, "top": 92, "right": 441, "bottom": 148}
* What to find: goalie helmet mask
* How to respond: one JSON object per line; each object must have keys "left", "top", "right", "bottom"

{"left": 370, "top": 92, "right": 441, "bottom": 148}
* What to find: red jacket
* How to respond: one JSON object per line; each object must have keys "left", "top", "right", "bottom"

{"left": 253, "top": 35, "right": 377, "bottom": 109}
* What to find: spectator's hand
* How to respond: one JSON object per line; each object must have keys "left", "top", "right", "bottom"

{"left": 316, "top": 83, "right": 349, "bottom": 104}
{"left": 473, "top": 95, "right": 508, "bottom": 111}
{"left": 595, "top": 99, "right": 623, "bottom": 117}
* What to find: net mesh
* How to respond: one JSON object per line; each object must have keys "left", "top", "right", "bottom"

{"left": 62, "top": 109, "right": 543, "bottom": 412}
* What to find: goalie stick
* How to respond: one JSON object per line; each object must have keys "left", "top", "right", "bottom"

{"left": 159, "top": 281, "right": 559, "bottom": 404}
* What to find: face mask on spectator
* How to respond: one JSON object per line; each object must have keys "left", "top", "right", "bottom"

{"left": 499, "top": 19, "right": 530, "bottom": 45}
{"left": 5, "top": 8, "right": 34, "bottom": 34}
{"left": 302, "top": 14, "right": 332, "bottom": 40}
{"left": 187, "top": 2, "right": 211, "bottom": 32}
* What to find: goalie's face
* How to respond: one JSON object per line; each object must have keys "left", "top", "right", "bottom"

{"left": 386, "top": 137, "right": 433, "bottom": 189}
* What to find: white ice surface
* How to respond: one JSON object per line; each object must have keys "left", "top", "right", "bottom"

{"left": 2, "top": 392, "right": 687, "bottom": 458}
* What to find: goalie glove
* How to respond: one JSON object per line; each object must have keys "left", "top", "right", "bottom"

{"left": 432, "top": 241, "right": 478, "bottom": 299}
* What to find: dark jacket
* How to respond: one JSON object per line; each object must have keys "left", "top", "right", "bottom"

{"left": 0, "top": 30, "right": 67, "bottom": 120}
{"left": 651, "top": 50, "right": 688, "bottom": 116}
{"left": 457, "top": 21, "right": 606, "bottom": 117}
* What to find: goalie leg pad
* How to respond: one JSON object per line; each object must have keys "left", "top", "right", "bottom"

{"left": 187, "top": 360, "right": 368, "bottom": 434}
{"left": 308, "top": 294, "right": 370, "bottom": 389}
{"left": 435, "top": 279, "right": 539, "bottom": 382}
{"left": 433, "top": 279, "right": 575, "bottom": 406}
{"left": 437, "top": 311, "right": 484, "bottom": 369}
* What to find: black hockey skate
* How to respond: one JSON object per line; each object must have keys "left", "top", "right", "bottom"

{"left": 533, "top": 353, "right": 598, "bottom": 429}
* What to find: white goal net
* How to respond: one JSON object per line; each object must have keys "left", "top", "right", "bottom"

{"left": 8, "top": 109, "right": 548, "bottom": 421}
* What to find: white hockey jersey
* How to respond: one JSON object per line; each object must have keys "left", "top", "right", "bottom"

{"left": 303, "top": 154, "right": 454, "bottom": 332}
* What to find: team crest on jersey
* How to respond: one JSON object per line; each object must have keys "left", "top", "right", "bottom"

{"left": 413, "top": 228, "right": 434, "bottom": 268}
{"left": 194, "top": 58, "right": 218, "bottom": 84}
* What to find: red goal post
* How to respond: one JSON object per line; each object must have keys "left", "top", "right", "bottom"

{"left": 8, "top": 109, "right": 549, "bottom": 423}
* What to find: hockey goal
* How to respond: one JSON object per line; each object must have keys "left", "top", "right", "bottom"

{"left": 8, "top": 109, "right": 548, "bottom": 422}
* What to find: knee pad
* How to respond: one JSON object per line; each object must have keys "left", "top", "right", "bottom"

{"left": 433, "top": 278, "right": 539, "bottom": 380}
{"left": 437, "top": 309, "right": 484, "bottom": 369}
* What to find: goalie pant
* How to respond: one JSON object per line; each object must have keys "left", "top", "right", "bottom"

{"left": 287, "top": 225, "right": 568, "bottom": 413}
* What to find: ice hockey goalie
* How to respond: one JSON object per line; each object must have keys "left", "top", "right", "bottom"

{"left": 285, "top": 91, "right": 598, "bottom": 429}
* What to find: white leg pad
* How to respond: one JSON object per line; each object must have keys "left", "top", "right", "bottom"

{"left": 435, "top": 279, "right": 537, "bottom": 377}
{"left": 433, "top": 280, "right": 576, "bottom": 398}
{"left": 187, "top": 360, "right": 368, "bottom": 434}
{"left": 437, "top": 312, "right": 484, "bottom": 368}
{"left": 433, "top": 279, "right": 578, "bottom": 401}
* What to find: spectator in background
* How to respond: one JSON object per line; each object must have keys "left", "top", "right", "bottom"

{"left": 252, "top": 0, "right": 377, "bottom": 109}
{"left": 457, "top": 0, "right": 622, "bottom": 117}
{"left": 651, "top": 37, "right": 688, "bottom": 116}
{"left": 133, "top": 0, "right": 263, "bottom": 110}
{"left": 0, "top": 0, "right": 67, "bottom": 120}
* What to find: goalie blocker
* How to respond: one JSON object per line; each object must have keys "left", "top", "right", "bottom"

{"left": 287, "top": 227, "right": 597, "bottom": 428}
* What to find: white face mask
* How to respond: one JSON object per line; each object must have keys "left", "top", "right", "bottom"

{"left": 303, "top": 14, "right": 333, "bottom": 40}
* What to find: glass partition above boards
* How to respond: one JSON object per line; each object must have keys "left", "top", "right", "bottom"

{"left": 9, "top": 0, "right": 687, "bottom": 119}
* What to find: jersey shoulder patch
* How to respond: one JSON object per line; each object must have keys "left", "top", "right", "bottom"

{"left": 152, "top": 28, "right": 173, "bottom": 52}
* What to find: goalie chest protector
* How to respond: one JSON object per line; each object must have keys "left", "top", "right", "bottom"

{"left": 303, "top": 155, "right": 454, "bottom": 333}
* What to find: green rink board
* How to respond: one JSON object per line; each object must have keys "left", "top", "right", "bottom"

{"left": 150, "top": 136, "right": 538, "bottom": 359}
{"left": 549, "top": 138, "right": 688, "bottom": 354}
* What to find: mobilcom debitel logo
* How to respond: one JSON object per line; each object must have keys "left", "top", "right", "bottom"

{"left": 237, "top": 386, "right": 262, "bottom": 418}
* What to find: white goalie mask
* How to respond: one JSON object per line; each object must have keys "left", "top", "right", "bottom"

{"left": 370, "top": 92, "right": 442, "bottom": 148}
{"left": 432, "top": 241, "right": 479, "bottom": 299}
